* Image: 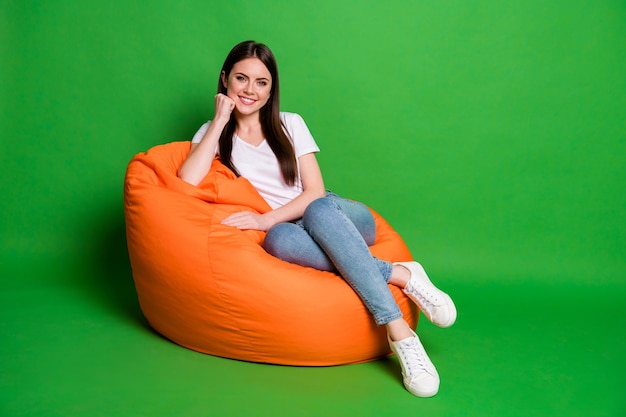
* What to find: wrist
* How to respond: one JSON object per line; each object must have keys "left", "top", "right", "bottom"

{"left": 212, "top": 116, "right": 230, "bottom": 127}
{"left": 262, "top": 212, "right": 279, "bottom": 231}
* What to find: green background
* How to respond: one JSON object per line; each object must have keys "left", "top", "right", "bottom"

{"left": 1, "top": 1, "right": 624, "bottom": 416}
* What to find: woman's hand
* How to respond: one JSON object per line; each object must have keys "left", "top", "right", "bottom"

{"left": 214, "top": 93, "right": 235, "bottom": 123}
{"left": 221, "top": 211, "right": 275, "bottom": 231}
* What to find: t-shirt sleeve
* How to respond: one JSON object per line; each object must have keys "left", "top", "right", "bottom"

{"left": 191, "top": 121, "right": 211, "bottom": 144}
{"left": 281, "top": 113, "right": 320, "bottom": 157}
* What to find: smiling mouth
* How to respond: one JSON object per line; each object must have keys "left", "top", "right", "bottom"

{"left": 239, "top": 96, "right": 257, "bottom": 105}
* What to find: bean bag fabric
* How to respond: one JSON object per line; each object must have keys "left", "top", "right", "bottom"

{"left": 124, "top": 141, "right": 418, "bottom": 366}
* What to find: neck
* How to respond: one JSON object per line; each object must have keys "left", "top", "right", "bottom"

{"left": 235, "top": 112, "right": 262, "bottom": 133}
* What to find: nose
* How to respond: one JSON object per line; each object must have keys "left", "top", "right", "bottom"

{"left": 243, "top": 81, "right": 254, "bottom": 94}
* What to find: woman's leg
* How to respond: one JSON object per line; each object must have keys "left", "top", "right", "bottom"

{"left": 299, "top": 196, "right": 401, "bottom": 326}
{"left": 266, "top": 195, "right": 442, "bottom": 397}
{"left": 265, "top": 195, "right": 455, "bottom": 329}
{"left": 263, "top": 194, "right": 390, "bottom": 278}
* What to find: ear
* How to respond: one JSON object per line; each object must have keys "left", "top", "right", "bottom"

{"left": 220, "top": 71, "right": 228, "bottom": 89}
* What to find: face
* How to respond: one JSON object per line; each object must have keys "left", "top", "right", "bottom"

{"left": 222, "top": 57, "right": 272, "bottom": 118}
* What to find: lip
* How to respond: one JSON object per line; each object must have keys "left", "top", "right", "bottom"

{"left": 238, "top": 96, "right": 257, "bottom": 105}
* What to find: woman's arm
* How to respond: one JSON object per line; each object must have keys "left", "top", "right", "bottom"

{"left": 178, "top": 94, "right": 235, "bottom": 185}
{"left": 220, "top": 152, "right": 326, "bottom": 231}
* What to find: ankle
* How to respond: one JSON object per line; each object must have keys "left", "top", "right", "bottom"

{"left": 386, "top": 318, "right": 414, "bottom": 342}
{"left": 389, "top": 265, "right": 410, "bottom": 288}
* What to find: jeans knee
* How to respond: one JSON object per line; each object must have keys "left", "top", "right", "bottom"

{"left": 303, "top": 197, "right": 335, "bottom": 225}
{"left": 303, "top": 196, "right": 377, "bottom": 246}
{"left": 263, "top": 223, "right": 295, "bottom": 256}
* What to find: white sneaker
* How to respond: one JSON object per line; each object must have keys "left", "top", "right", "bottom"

{"left": 388, "top": 330, "right": 440, "bottom": 397}
{"left": 395, "top": 261, "right": 457, "bottom": 328}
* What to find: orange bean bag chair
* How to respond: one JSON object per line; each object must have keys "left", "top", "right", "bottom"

{"left": 124, "top": 141, "right": 418, "bottom": 366}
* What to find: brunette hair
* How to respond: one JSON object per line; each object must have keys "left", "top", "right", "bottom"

{"left": 217, "top": 41, "right": 298, "bottom": 186}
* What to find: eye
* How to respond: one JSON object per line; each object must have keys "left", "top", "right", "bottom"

{"left": 257, "top": 80, "right": 268, "bottom": 87}
{"left": 236, "top": 75, "right": 246, "bottom": 82}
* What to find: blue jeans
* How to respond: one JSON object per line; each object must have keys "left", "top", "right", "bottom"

{"left": 263, "top": 193, "right": 402, "bottom": 326}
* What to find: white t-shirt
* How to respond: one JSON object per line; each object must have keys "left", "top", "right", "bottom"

{"left": 191, "top": 112, "right": 320, "bottom": 209}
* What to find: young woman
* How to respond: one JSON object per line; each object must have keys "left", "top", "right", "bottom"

{"left": 178, "top": 40, "right": 456, "bottom": 398}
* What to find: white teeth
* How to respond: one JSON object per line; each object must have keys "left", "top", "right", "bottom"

{"left": 240, "top": 96, "right": 255, "bottom": 104}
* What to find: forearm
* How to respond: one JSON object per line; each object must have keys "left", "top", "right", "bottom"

{"left": 261, "top": 187, "right": 326, "bottom": 229}
{"left": 178, "top": 121, "right": 226, "bottom": 185}
{"left": 220, "top": 152, "right": 325, "bottom": 232}
{"left": 261, "top": 151, "right": 326, "bottom": 228}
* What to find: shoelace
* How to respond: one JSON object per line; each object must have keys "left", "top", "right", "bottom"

{"left": 400, "top": 338, "right": 432, "bottom": 376}
{"left": 407, "top": 282, "right": 440, "bottom": 307}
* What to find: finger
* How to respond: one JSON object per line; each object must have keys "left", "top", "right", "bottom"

{"left": 221, "top": 212, "right": 247, "bottom": 225}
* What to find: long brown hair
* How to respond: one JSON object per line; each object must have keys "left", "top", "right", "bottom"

{"left": 217, "top": 41, "right": 298, "bottom": 186}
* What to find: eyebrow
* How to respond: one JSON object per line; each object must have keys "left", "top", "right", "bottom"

{"left": 234, "top": 72, "right": 270, "bottom": 81}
